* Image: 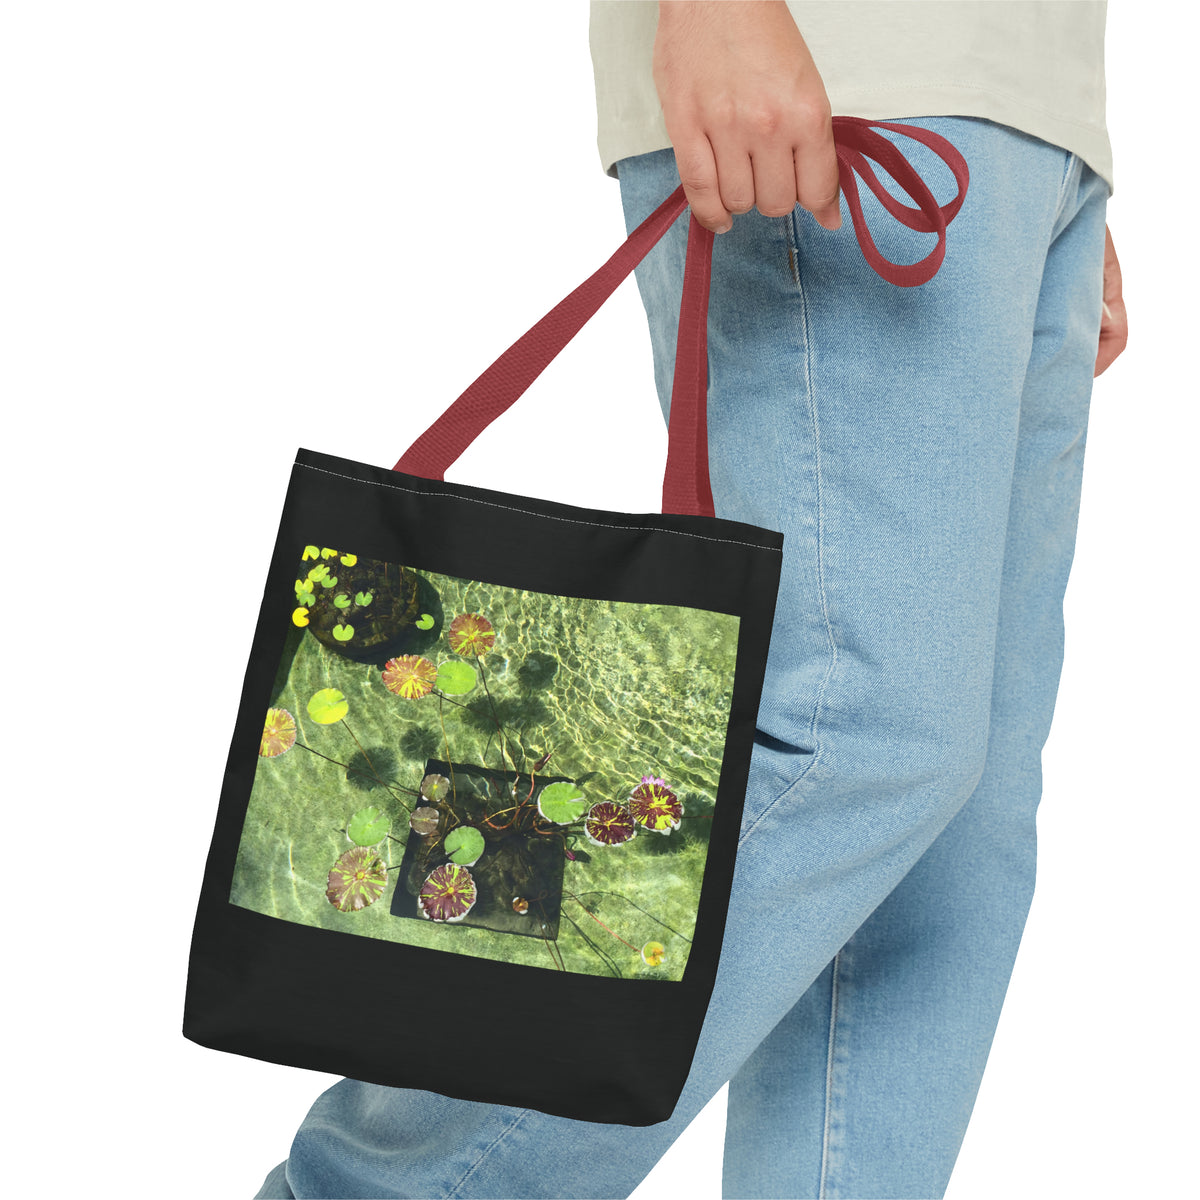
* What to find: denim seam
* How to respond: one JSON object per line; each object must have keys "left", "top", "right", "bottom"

{"left": 445, "top": 1108, "right": 533, "bottom": 1198}
{"left": 818, "top": 949, "right": 844, "bottom": 1200}
{"left": 1052, "top": 151, "right": 1078, "bottom": 228}
{"left": 739, "top": 213, "right": 834, "bottom": 845}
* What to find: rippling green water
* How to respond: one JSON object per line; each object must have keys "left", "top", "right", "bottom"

{"left": 230, "top": 561, "right": 740, "bottom": 982}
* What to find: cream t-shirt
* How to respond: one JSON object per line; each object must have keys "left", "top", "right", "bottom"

{"left": 589, "top": 0, "right": 1113, "bottom": 195}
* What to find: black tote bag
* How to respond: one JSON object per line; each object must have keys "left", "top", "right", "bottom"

{"left": 183, "top": 117, "right": 968, "bottom": 1126}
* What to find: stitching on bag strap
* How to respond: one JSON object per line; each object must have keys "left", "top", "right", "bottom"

{"left": 296, "top": 462, "right": 783, "bottom": 553}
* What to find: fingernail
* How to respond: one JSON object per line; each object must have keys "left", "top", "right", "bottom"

{"left": 1102, "top": 300, "right": 1113, "bottom": 319}
{"left": 716, "top": 222, "right": 732, "bottom": 235}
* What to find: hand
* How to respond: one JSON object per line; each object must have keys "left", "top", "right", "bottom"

{"left": 652, "top": 0, "right": 840, "bottom": 234}
{"left": 1094, "top": 224, "right": 1127, "bottom": 376}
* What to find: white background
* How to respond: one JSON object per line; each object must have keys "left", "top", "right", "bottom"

{"left": 3, "top": 3, "right": 1193, "bottom": 1197}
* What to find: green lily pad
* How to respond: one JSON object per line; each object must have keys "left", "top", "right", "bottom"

{"left": 348, "top": 805, "right": 390, "bottom": 846}
{"left": 537, "top": 781, "right": 587, "bottom": 825}
{"left": 416, "top": 613, "right": 435, "bottom": 630}
{"left": 331, "top": 624, "right": 355, "bottom": 642}
{"left": 333, "top": 593, "right": 351, "bottom": 609}
{"left": 307, "top": 688, "right": 348, "bottom": 724}
{"left": 355, "top": 590, "right": 373, "bottom": 606}
{"left": 435, "top": 660, "right": 476, "bottom": 695}
{"left": 444, "top": 825, "right": 485, "bottom": 866}
{"left": 320, "top": 575, "right": 338, "bottom": 589}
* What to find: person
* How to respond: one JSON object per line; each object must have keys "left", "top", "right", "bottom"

{"left": 254, "top": 3, "right": 1127, "bottom": 1196}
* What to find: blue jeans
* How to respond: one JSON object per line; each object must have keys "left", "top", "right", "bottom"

{"left": 254, "top": 116, "right": 1107, "bottom": 1199}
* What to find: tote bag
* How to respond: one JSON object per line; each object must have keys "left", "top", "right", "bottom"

{"left": 183, "top": 117, "right": 968, "bottom": 1126}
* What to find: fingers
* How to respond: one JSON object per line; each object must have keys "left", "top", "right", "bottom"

{"left": 1094, "top": 224, "right": 1127, "bottom": 377}
{"left": 675, "top": 137, "right": 734, "bottom": 234}
{"left": 677, "top": 125, "right": 841, "bottom": 234}
{"left": 792, "top": 109, "right": 841, "bottom": 230}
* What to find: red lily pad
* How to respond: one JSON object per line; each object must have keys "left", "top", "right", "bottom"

{"left": 447, "top": 613, "right": 496, "bottom": 657}
{"left": 382, "top": 655, "right": 437, "bottom": 699}
{"left": 410, "top": 806, "right": 440, "bottom": 836}
{"left": 628, "top": 776, "right": 683, "bottom": 833}
{"left": 419, "top": 863, "right": 477, "bottom": 923}
{"left": 326, "top": 846, "right": 389, "bottom": 912}
{"left": 584, "top": 801, "right": 637, "bottom": 847}
{"left": 259, "top": 708, "right": 296, "bottom": 758}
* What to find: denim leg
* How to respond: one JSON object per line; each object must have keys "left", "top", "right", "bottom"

{"left": 719, "top": 149, "right": 1108, "bottom": 1199}
{"left": 254, "top": 119, "right": 1106, "bottom": 1199}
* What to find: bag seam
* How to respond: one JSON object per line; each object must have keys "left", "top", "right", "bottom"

{"left": 296, "top": 461, "right": 783, "bottom": 554}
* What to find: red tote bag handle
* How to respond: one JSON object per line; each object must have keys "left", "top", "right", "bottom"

{"left": 394, "top": 117, "right": 969, "bottom": 517}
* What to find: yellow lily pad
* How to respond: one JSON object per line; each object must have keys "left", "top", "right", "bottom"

{"left": 307, "top": 688, "right": 348, "bottom": 724}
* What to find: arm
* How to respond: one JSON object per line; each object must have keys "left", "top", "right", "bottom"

{"left": 652, "top": 0, "right": 840, "bottom": 233}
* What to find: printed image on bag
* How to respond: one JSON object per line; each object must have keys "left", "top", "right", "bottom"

{"left": 231, "top": 543, "right": 740, "bottom": 982}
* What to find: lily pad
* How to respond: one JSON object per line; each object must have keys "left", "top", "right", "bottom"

{"left": 435, "top": 660, "right": 476, "bottom": 695}
{"left": 419, "top": 863, "right": 477, "bottom": 923}
{"left": 331, "top": 624, "right": 354, "bottom": 642}
{"left": 641, "top": 941, "right": 666, "bottom": 967}
{"left": 326, "top": 846, "right": 389, "bottom": 912}
{"left": 410, "top": 806, "right": 440, "bottom": 836}
{"left": 382, "top": 655, "right": 437, "bottom": 699}
{"left": 628, "top": 775, "right": 683, "bottom": 833}
{"left": 447, "top": 612, "right": 496, "bottom": 657}
{"left": 259, "top": 708, "right": 297, "bottom": 758}
{"left": 537, "top": 781, "right": 587, "bottom": 825}
{"left": 444, "top": 825, "right": 485, "bottom": 866}
{"left": 583, "top": 800, "right": 637, "bottom": 847}
{"left": 307, "top": 688, "right": 348, "bottom": 725}
{"left": 420, "top": 773, "right": 450, "bottom": 802}
{"left": 348, "top": 805, "right": 390, "bottom": 846}
{"left": 415, "top": 613, "right": 435, "bottom": 630}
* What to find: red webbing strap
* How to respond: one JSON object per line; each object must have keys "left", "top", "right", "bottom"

{"left": 392, "top": 184, "right": 691, "bottom": 486}
{"left": 663, "top": 215, "right": 716, "bottom": 517}
{"left": 832, "top": 116, "right": 969, "bottom": 287}
{"left": 394, "top": 118, "right": 969, "bottom": 514}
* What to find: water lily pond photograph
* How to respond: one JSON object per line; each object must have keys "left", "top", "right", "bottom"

{"left": 229, "top": 544, "right": 741, "bottom": 982}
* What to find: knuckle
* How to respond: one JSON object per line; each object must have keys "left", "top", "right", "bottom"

{"left": 746, "top": 105, "right": 782, "bottom": 139}
{"left": 677, "top": 165, "right": 715, "bottom": 195}
{"left": 793, "top": 103, "right": 833, "bottom": 141}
